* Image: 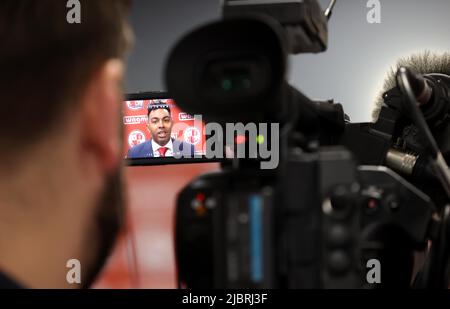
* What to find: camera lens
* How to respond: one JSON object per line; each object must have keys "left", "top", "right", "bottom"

{"left": 166, "top": 17, "right": 288, "bottom": 122}
{"left": 220, "top": 72, "right": 251, "bottom": 92}
{"left": 202, "top": 57, "right": 269, "bottom": 101}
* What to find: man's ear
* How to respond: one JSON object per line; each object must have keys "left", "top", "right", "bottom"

{"left": 80, "top": 59, "right": 125, "bottom": 174}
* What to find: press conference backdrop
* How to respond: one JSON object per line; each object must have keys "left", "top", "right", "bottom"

{"left": 95, "top": 0, "right": 450, "bottom": 288}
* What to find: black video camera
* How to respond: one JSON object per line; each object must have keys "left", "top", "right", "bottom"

{"left": 165, "top": 0, "right": 450, "bottom": 289}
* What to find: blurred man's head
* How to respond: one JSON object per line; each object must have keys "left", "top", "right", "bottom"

{"left": 147, "top": 104, "right": 173, "bottom": 146}
{"left": 0, "top": 0, "right": 132, "bottom": 288}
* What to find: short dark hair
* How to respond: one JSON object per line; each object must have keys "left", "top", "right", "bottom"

{"left": 147, "top": 103, "right": 172, "bottom": 118}
{"left": 0, "top": 0, "right": 132, "bottom": 156}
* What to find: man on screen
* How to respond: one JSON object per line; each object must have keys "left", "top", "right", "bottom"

{"left": 127, "top": 103, "right": 195, "bottom": 158}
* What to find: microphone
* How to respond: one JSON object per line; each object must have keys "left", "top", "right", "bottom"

{"left": 382, "top": 65, "right": 450, "bottom": 188}
{"left": 382, "top": 65, "right": 450, "bottom": 128}
{"left": 398, "top": 67, "right": 433, "bottom": 107}
{"left": 372, "top": 51, "right": 450, "bottom": 122}
{"left": 395, "top": 66, "right": 450, "bottom": 199}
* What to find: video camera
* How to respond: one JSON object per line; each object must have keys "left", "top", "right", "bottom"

{"left": 164, "top": 0, "right": 450, "bottom": 288}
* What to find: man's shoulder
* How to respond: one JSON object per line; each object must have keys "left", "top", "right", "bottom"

{"left": 132, "top": 140, "right": 152, "bottom": 151}
{"left": 127, "top": 140, "right": 153, "bottom": 158}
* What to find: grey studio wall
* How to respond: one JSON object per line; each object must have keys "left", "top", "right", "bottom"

{"left": 125, "top": 0, "right": 450, "bottom": 122}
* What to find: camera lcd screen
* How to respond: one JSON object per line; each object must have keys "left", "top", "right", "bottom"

{"left": 123, "top": 92, "right": 211, "bottom": 166}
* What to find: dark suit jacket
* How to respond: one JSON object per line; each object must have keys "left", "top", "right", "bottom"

{"left": 127, "top": 139, "right": 195, "bottom": 159}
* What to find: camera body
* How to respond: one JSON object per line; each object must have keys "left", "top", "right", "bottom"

{"left": 166, "top": 0, "right": 450, "bottom": 288}
{"left": 175, "top": 146, "right": 435, "bottom": 288}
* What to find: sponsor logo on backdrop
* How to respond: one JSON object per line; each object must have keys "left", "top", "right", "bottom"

{"left": 126, "top": 100, "right": 145, "bottom": 111}
{"left": 124, "top": 115, "right": 148, "bottom": 125}
{"left": 179, "top": 112, "right": 195, "bottom": 121}
{"left": 184, "top": 127, "right": 201, "bottom": 145}
{"left": 128, "top": 130, "right": 146, "bottom": 147}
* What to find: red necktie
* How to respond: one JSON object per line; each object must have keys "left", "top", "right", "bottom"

{"left": 157, "top": 147, "right": 168, "bottom": 157}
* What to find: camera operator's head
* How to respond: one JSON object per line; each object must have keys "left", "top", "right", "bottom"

{"left": 147, "top": 103, "right": 174, "bottom": 146}
{"left": 0, "top": 0, "right": 133, "bottom": 288}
